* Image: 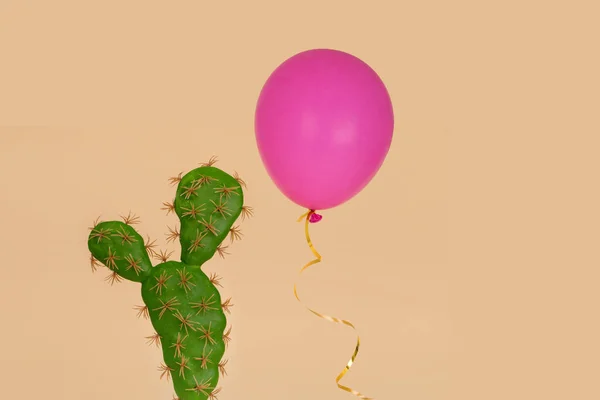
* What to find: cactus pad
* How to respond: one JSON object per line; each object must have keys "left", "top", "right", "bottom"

{"left": 87, "top": 159, "right": 252, "bottom": 399}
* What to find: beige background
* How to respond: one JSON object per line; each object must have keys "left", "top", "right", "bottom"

{"left": 1, "top": 1, "right": 599, "bottom": 399}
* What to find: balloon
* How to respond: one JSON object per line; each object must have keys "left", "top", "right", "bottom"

{"left": 254, "top": 48, "right": 394, "bottom": 211}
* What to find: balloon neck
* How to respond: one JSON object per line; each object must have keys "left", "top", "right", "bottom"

{"left": 308, "top": 210, "right": 323, "bottom": 223}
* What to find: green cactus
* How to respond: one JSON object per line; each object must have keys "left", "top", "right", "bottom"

{"left": 87, "top": 158, "right": 252, "bottom": 400}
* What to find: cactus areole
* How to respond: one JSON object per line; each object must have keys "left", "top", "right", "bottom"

{"left": 87, "top": 160, "right": 252, "bottom": 400}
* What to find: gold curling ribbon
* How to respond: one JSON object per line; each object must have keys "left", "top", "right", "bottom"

{"left": 294, "top": 210, "right": 373, "bottom": 399}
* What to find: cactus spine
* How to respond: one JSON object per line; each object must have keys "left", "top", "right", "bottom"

{"left": 87, "top": 158, "right": 252, "bottom": 400}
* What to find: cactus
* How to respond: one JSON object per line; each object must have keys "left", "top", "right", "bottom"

{"left": 87, "top": 157, "right": 253, "bottom": 400}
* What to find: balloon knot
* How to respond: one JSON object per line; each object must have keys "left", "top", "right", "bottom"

{"left": 308, "top": 211, "right": 323, "bottom": 223}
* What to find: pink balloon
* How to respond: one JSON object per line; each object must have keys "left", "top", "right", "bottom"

{"left": 255, "top": 48, "right": 394, "bottom": 210}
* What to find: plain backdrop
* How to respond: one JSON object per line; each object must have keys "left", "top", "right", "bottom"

{"left": 1, "top": 1, "right": 599, "bottom": 399}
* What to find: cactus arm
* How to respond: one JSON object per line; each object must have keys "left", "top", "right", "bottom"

{"left": 88, "top": 220, "right": 153, "bottom": 283}
{"left": 174, "top": 166, "right": 244, "bottom": 267}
